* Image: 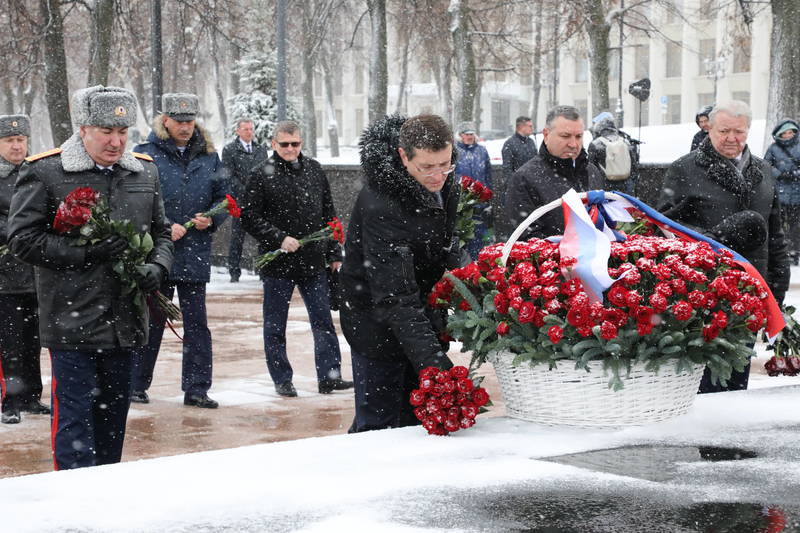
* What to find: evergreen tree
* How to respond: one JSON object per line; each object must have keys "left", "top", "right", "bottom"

{"left": 227, "top": 49, "right": 300, "bottom": 144}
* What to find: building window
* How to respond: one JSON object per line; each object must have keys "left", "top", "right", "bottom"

{"left": 355, "top": 66, "right": 365, "bottom": 94}
{"left": 575, "top": 55, "right": 588, "bottom": 83}
{"left": 733, "top": 37, "right": 751, "bottom": 73}
{"left": 491, "top": 99, "right": 511, "bottom": 132}
{"left": 609, "top": 48, "right": 620, "bottom": 81}
{"left": 355, "top": 108, "right": 365, "bottom": 136}
{"left": 334, "top": 68, "right": 343, "bottom": 97}
{"left": 697, "top": 93, "right": 714, "bottom": 108}
{"left": 732, "top": 91, "right": 750, "bottom": 105}
{"left": 574, "top": 99, "right": 588, "bottom": 124}
{"left": 335, "top": 109, "right": 343, "bottom": 136}
{"left": 665, "top": 0, "right": 683, "bottom": 23}
{"left": 699, "top": 39, "right": 716, "bottom": 76}
{"left": 665, "top": 41, "right": 682, "bottom": 78}
{"left": 666, "top": 94, "right": 682, "bottom": 124}
{"left": 634, "top": 45, "right": 649, "bottom": 79}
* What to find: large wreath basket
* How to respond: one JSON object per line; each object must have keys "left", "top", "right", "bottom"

{"left": 490, "top": 351, "right": 705, "bottom": 427}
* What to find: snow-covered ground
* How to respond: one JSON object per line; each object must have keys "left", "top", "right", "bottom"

{"left": 0, "top": 267, "right": 795, "bottom": 532}
{"left": 0, "top": 383, "right": 797, "bottom": 532}
{"left": 314, "top": 120, "right": 770, "bottom": 167}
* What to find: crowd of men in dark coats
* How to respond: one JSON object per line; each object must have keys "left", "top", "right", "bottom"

{"left": 1, "top": 87, "right": 796, "bottom": 471}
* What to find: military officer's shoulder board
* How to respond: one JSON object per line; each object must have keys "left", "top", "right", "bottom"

{"left": 25, "top": 148, "right": 62, "bottom": 163}
{"left": 132, "top": 151, "right": 154, "bottom": 162}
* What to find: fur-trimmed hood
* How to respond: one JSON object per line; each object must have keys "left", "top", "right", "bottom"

{"left": 150, "top": 114, "right": 216, "bottom": 154}
{"left": 359, "top": 114, "right": 454, "bottom": 210}
{"left": 0, "top": 156, "right": 16, "bottom": 178}
{"left": 59, "top": 131, "right": 143, "bottom": 173}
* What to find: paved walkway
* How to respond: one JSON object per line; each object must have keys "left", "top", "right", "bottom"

{"left": 0, "top": 273, "right": 492, "bottom": 478}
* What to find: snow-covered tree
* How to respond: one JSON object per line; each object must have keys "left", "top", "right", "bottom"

{"left": 227, "top": 49, "right": 300, "bottom": 144}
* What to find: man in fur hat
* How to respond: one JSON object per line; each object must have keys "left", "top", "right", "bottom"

{"left": 658, "top": 100, "right": 790, "bottom": 393}
{"left": 7, "top": 86, "right": 173, "bottom": 469}
{"left": 0, "top": 114, "right": 49, "bottom": 424}
{"left": 130, "top": 93, "right": 229, "bottom": 409}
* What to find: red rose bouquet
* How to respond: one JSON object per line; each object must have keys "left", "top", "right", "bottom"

{"left": 253, "top": 217, "right": 345, "bottom": 269}
{"left": 183, "top": 194, "right": 240, "bottom": 229}
{"left": 763, "top": 305, "right": 800, "bottom": 376}
{"left": 456, "top": 176, "right": 494, "bottom": 249}
{"left": 55, "top": 187, "right": 180, "bottom": 321}
{"left": 430, "top": 232, "right": 773, "bottom": 390}
{"left": 410, "top": 365, "right": 491, "bottom": 435}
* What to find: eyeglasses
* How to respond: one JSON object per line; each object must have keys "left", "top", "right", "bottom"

{"left": 412, "top": 163, "right": 455, "bottom": 178}
{"left": 276, "top": 141, "right": 301, "bottom": 148}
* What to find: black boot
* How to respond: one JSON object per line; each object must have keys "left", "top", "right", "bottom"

{"left": 1, "top": 400, "right": 21, "bottom": 424}
{"left": 318, "top": 378, "right": 354, "bottom": 394}
{"left": 184, "top": 393, "right": 219, "bottom": 408}
{"left": 20, "top": 400, "right": 51, "bottom": 415}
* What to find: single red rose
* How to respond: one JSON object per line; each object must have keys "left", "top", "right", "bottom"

{"left": 442, "top": 379, "right": 456, "bottom": 393}
{"left": 702, "top": 324, "right": 720, "bottom": 342}
{"left": 567, "top": 305, "right": 590, "bottom": 327}
{"left": 459, "top": 417, "right": 476, "bottom": 429}
{"left": 449, "top": 366, "right": 469, "bottom": 379}
{"left": 224, "top": 194, "right": 241, "bottom": 218}
{"left": 600, "top": 320, "right": 618, "bottom": 340}
{"left": 471, "top": 387, "right": 490, "bottom": 406}
{"left": 494, "top": 293, "right": 509, "bottom": 314}
{"left": 440, "top": 395, "right": 455, "bottom": 409}
{"left": 649, "top": 292, "right": 668, "bottom": 313}
{"left": 456, "top": 377, "right": 474, "bottom": 393}
{"left": 496, "top": 322, "right": 510, "bottom": 336}
{"left": 435, "top": 370, "right": 451, "bottom": 383}
{"left": 786, "top": 356, "right": 800, "bottom": 376}
{"left": 419, "top": 377, "right": 434, "bottom": 392}
{"left": 517, "top": 301, "right": 537, "bottom": 323}
{"left": 671, "top": 301, "right": 693, "bottom": 321}
{"left": 608, "top": 284, "right": 629, "bottom": 307}
{"left": 413, "top": 406, "right": 427, "bottom": 420}
{"left": 458, "top": 300, "right": 471, "bottom": 311}
{"left": 461, "top": 404, "right": 478, "bottom": 419}
{"left": 637, "top": 321, "right": 654, "bottom": 335}
{"left": 547, "top": 325, "right": 564, "bottom": 344}
{"left": 67, "top": 187, "right": 100, "bottom": 207}
{"left": 409, "top": 389, "right": 426, "bottom": 406}
{"left": 711, "top": 310, "right": 728, "bottom": 329}
{"left": 420, "top": 367, "right": 439, "bottom": 380}
{"left": 444, "top": 416, "right": 460, "bottom": 433}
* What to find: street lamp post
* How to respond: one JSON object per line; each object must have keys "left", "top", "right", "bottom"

{"left": 704, "top": 57, "right": 726, "bottom": 102}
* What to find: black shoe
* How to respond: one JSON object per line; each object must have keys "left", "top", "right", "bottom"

{"left": 1, "top": 409, "right": 20, "bottom": 424}
{"left": 130, "top": 390, "right": 150, "bottom": 404}
{"left": 275, "top": 381, "right": 298, "bottom": 397}
{"left": 183, "top": 393, "right": 219, "bottom": 408}
{"left": 20, "top": 400, "right": 51, "bottom": 415}
{"left": 318, "top": 378, "right": 354, "bottom": 394}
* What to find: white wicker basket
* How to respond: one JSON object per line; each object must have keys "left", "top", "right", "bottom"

{"left": 490, "top": 350, "right": 705, "bottom": 428}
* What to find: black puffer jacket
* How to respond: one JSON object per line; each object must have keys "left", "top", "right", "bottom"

{"left": 0, "top": 157, "right": 35, "bottom": 294}
{"left": 7, "top": 133, "right": 173, "bottom": 350}
{"left": 339, "top": 115, "right": 457, "bottom": 371}
{"left": 658, "top": 137, "right": 790, "bottom": 302}
{"left": 240, "top": 152, "right": 342, "bottom": 280}
{"left": 505, "top": 142, "right": 605, "bottom": 240}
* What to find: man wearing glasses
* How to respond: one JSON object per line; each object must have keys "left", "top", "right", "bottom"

{"left": 241, "top": 121, "right": 352, "bottom": 397}
{"left": 340, "top": 114, "right": 464, "bottom": 432}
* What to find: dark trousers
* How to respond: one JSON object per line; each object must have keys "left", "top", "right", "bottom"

{"left": 131, "top": 281, "right": 212, "bottom": 395}
{"left": 349, "top": 350, "right": 420, "bottom": 433}
{"left": 51, "top": 349, "right": 132, "bottom": 470}
{"left": 0, "top": 293, "right": 42, "bottom": 411}
{"left": 262, "top": 272, "right": 342, "bottom": 385}
{"left": 781, "top": 203, "right": 800, "bottom": 257}
{"left": 227, "top": 216, "right": 246, "bottom": 278}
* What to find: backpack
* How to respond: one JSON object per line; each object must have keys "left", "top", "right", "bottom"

{"left": 596, "top": 135, "right": 632, "bottom": 181}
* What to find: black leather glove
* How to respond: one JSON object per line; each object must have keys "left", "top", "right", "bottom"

{"left": 135, "top": 263, "right": 165, "bottom": 292}
{"left": 85, "top": 235, "right": 128, "bottom": 264}
{"left": 445, "top": 234, "right": 471, "bottom": 270}
{"left": 709, "top": 210, "right": 767, "bottom": 254}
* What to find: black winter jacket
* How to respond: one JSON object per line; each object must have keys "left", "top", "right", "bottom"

{"left": 241, "top": 152, "right": 342, "bottom": 280}
{"left": 0, "top": 158, "right": 35, "bottom": 294}
{"left": 7, "top": 133, "right": 173, "bottom": 350}
{"left": 501, "top": 132, "right": 537, "bottom": 181}
{"left": 221, "top": 139, "right": 269, "bottom": 197}
{"left": 505, "top": 142, "right": 605, "bottom": 240}
{"left": 691, "top": 130, "right": 708, "bottom": 152}
{"left": 658, "top": 137, "right": 790, "bottom": 302}
{"left": 339, "top": 115, "right": 456, "bottom": 371}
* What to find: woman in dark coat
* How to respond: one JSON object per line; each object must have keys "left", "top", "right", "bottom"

{"left": 764, "top": 119, "right": 800, "bottom": 263}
